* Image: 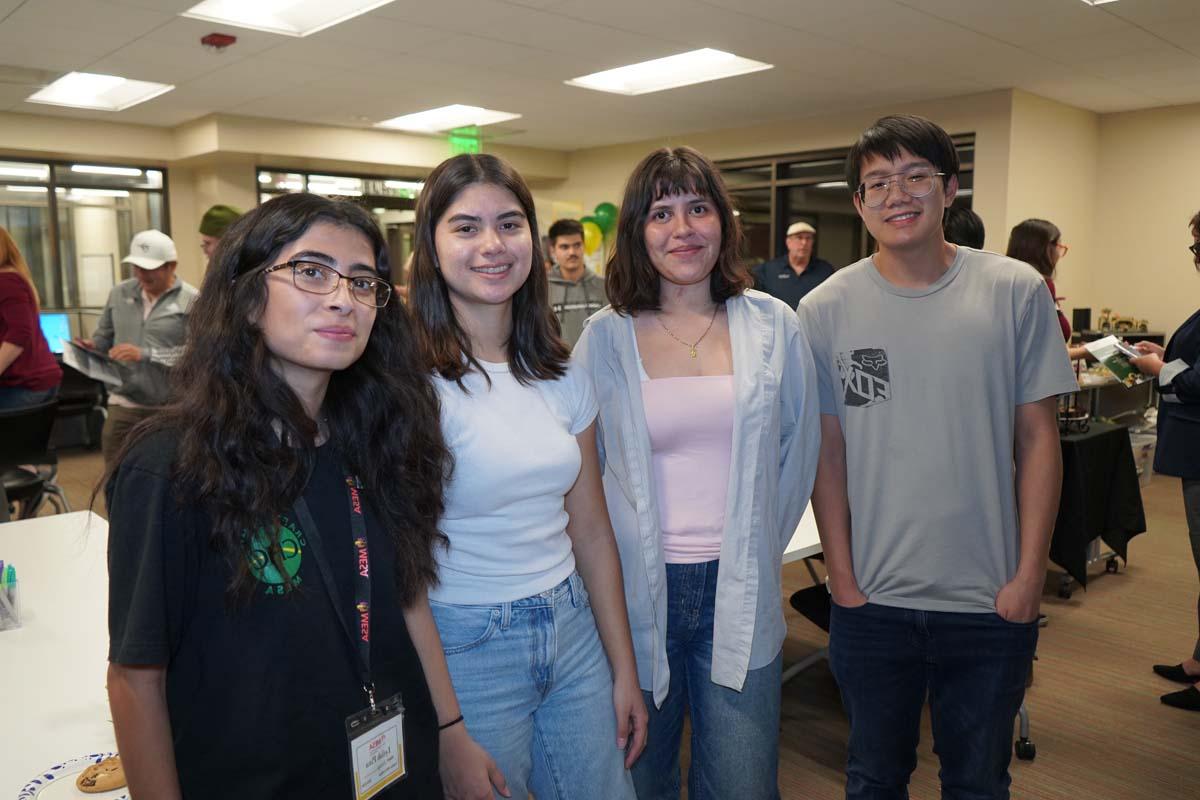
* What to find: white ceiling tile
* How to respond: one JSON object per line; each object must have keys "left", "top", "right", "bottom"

{"left": 84, "top": 39, "right": 240, "bottom": 85}
{"left": 140, "top": 16, "right": 288, "bottom": 55}
{"left": 1100, "top": 0, "right": 1200, "bottom": 26}
{"left": 1076, "top": 48, "right": 1200, "bottom": 81}
{"left": 372, "top": 0, "right": 530, "bottom": 37}
{"left": 6, "top": 0, "right": 174, "bottom": 38}
{"left": 1021, "top": 26, "right": 1172, "bottom": 65}
{"left": 302, "top": 14, "right": 456, "bottom": 55}
{"left": 1020, "top": 76, "right": 1162, "bottom": 114}
{"left": 895, "top": 0, "right": 1132, "bottom": 45}
{"left": 1140, "top": 17, "right": 1200, "bottom": 58}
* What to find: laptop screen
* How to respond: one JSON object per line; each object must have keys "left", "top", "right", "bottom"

{"left": 39, "top": 312, "right": 70, "bottom": 354}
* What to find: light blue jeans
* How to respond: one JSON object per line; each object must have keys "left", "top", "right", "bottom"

{"left": 430, "top": 572, "right": 636, "bottom": 800}
{"left": 631, "top": 560, "right": 782, "bottom": 800}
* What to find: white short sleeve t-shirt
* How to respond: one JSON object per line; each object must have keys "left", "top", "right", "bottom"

{"left": 429, "top": 358, "right": 599, "bottom": 604}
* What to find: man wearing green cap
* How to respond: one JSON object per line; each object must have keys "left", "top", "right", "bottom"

{"left": 199, "top": 204, "right": 242, "bottom": 265}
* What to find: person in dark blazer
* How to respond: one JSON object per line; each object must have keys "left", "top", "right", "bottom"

{"left": 1132, "top": 209, "right": 1200, "bottom": 711}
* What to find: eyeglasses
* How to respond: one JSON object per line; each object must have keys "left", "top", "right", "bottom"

{"left": 1189, "top": 242, "right": 1200, "bottom": 257}
{"left": 1055, "top": 242, "right": 1070, "bottom": 256}
{"left": 856, "top": 168, "right": 946, "bottom": 209}
{"left": 263, "top": 260, "right": 392, "bottom": 308}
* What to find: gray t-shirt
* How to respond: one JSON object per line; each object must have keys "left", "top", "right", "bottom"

{"left": 797, "top": 246, "right": 1078, "bottom": 613}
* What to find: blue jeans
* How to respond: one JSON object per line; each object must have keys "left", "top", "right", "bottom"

{"left": 0, "top": 385, "right": 56, "bottom": 410}
{"left": 631, "top": 561, "right": 782, "bottom": 800}
{"left": 829, "top": 602, "right": 1038, "bottom": 800}
{"left": 430, "top": 573, "right": 636, "bottom": 800}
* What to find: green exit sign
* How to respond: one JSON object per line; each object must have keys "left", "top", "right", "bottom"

{"left": 449, "top": 126, "right": 482, "bottom": 155}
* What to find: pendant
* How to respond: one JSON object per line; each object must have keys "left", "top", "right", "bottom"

{"left": 689, "top": 347, "right": 697, "bottom": 358}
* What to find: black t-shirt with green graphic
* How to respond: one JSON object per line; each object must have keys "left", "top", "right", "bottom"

{"left": 107, "top": 430, "right": 441, "bottom": 799}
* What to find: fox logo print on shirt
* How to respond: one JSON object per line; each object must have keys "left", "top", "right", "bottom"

{"left": 837, "top": 348, "right": 891, "bottom": 408}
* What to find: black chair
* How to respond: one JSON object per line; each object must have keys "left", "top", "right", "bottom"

{"left": 0, "top": 400, "right": 72, "bottom": 521}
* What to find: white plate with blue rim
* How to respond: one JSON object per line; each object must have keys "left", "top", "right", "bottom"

{"left": 18, "top": 753, "right": 129, "bottom": 800}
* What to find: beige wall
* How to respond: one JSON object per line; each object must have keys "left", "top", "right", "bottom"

{"left": 1004, "top": 90, "right": 1101, "bottom": 326}
{"left": 1094, "top": 103, "right": 1200, "bottom": 337}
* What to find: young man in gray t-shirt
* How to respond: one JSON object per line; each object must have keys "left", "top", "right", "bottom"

{"left": 798, "top": 115, "right": 1077, "bottom": 799}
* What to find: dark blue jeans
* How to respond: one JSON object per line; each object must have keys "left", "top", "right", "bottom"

{"left": 829, "top": 601, "right": 1037, "bottom": 800}
{"left": 631, "top": 561, "right": 782, "bottom": 800}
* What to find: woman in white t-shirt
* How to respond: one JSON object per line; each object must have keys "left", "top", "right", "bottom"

{"left": 404, "top": 153, "right": 647, "bottom": 800}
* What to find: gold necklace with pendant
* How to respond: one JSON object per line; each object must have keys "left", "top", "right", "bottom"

{"left": 655, "top": 303, "right": 720, "bottom": 358}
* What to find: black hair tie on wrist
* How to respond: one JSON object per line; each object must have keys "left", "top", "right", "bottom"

{"left": 438, "top": 714, "right": 464, "bottom": 732}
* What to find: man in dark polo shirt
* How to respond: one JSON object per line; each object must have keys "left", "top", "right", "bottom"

{"left": 753, "top": 221, "right": 835, "bottom": 309}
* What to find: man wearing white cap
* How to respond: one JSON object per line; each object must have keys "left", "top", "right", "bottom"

{"left": 752, "top": 221, "right": 836, "bottom": 309}
{"left": 81, "top": 229, "right": 198, "bottom": 464}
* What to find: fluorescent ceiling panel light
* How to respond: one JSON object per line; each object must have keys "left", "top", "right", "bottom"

{"left": 67, "top": 188, "right": 130, "bottom": 198}
{"left": 72, "top": 165, "right": 142, "bottom": 176}
{"left": 375, "top": 105, "right": 521, "bottom": 134}
{"left": 307, "top": 183, "right": 362, "bottom": 196}
{"left": 0, "top": 166, "right": 49, "bottom": 180}
{"left": 182, "top": 0, "right": 395, "bottom": 37}
{"left": 1079, "top": 1, "right": 1118, "bottom": 6}
{"left": 5, "top": 185, "right": 47, "bottom": 192}
{"left": 566, "top": 48, "right": 772, "bottom": 96}
{"left": 27, "top": 72, "right": 173, "bottom": 111}
{"left": 815, "top": 181, "right": 848, "bottom": 189}
{"left": 384, "top": 180, "right": 424, "bottom": 191}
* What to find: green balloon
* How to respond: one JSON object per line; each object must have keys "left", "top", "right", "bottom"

{"left": 593, "top": 202, "right": 618, "bottom": 233}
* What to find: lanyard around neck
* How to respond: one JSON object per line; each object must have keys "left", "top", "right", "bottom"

{"left": 291, "top": 475, "right": 377, "bottom": 710}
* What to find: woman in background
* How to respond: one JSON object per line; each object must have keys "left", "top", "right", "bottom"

{"left": 1132, "top": 210, "right": 1200, "bottom": 712}
{"left": 0, "top": 226, "right": 61, "bottom": 409}
{"left": 1006, "top": 218, "right": 1091, "bottom": 361}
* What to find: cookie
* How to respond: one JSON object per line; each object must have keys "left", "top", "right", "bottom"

{"left": 76, "top": 755, "right": 126, "bottom": 794}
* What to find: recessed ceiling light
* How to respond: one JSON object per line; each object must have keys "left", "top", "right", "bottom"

{"left": 1079, "top": 0, "right": 1119, "bottom": 5}
{"left": 26, "top": 72, "right": 173, "bottom": 111}
{"left": 71, "top": 165, "right": 143, "bottom": 176}
{"left": 566, "top": 48, "right": 773, "bottom": 96}
{"left": 182, "top": 0, "right": 395, "bottom": 37}
{"left": 375, "top": 105, "right": 521, "bottom": 134}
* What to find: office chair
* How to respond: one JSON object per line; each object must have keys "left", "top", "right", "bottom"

{"left": 0, "top": 400, "right": 72, "bottom": 521}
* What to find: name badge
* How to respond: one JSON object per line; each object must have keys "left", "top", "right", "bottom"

{"left": 347, "top": 692, "right": 406, "bottom": 800}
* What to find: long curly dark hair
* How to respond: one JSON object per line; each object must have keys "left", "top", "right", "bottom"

{"left": 105, "top": 193, "right": 450, "bottom": 604}
{"left": 408, "top": 153, "right": 568, "bottom": 388}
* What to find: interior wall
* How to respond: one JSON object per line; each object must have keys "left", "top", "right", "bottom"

{"left": 541, "top": 90, "right": 1016, "bottom": 253}
{"left": 1094, "top": 103, "right": 1200, "bottom": 337}
{"left": 1003, "top": 90, "right": 1101, "bottom": 327}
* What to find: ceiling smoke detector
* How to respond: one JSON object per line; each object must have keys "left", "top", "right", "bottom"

{"left": 200, "top": 32, "right": 238, "bottom": 52}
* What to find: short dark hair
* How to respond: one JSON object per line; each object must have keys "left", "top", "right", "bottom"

{"left": 548, "top": 218, "right": 584, "bottom": 245}
{"left": 1006, "top": 218, "right": 1061, "bottom": 278}
{"left": 408, "top": 153, "right": 569, "bottom": 388}
{"left": 846, "top": 114, "right": 959, "bottom": 196}
{"left": 942, "top": 204, "right": 986, "bottom": 249}
{"left": 606, "top": 146, "right": 752, "bottom": 313}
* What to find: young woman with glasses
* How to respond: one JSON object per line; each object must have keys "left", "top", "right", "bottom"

{"left": 572, "top": 146, "right": 820, "bottom": 799}
{"left": 104, "top": 193, "right": 449, "bottom": 798}
{"left": 1006, "top": 218, "right": 1091, "bottom": 361}
{"left": 405, "top": 153, "right": 646, "bottom": 800}
{"left": 1132, "top": 210, "right": 1200, "bottom": 711}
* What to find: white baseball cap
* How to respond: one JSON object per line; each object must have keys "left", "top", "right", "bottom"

{"left": 786, "top": 221, "right": 816, "bottom": 237}
{"left": 122, "top": 229, "right": 178, "bottom": 270}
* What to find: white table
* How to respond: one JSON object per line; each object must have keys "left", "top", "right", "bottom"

{"left": 0, "top": 511, "right": 117, "bottom": 793}
{"left": 781, "top": 503, "right": 827, "bottom": 683}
